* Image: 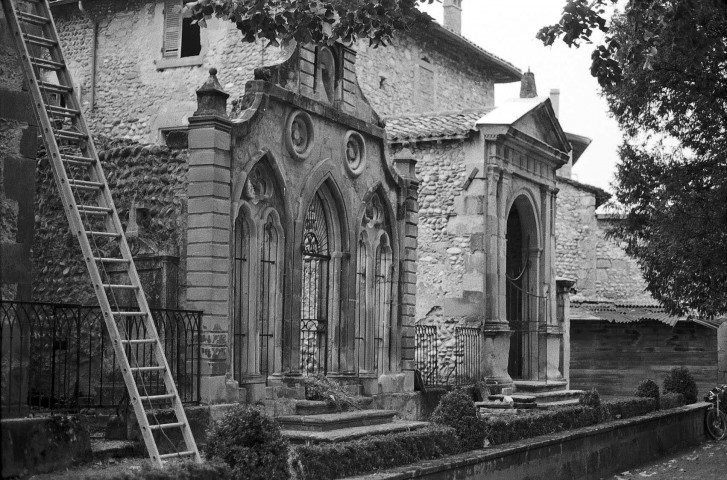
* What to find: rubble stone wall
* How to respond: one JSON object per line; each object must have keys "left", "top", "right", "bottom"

{"left": 555, "top": 180, "right": 651, "bottom": 302}
{"left": 52, "top": 1, "right": 494, "bottom": 142}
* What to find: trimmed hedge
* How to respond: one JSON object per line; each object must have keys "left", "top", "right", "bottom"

{"left": 431, "top": 389, "right": 489, "bottom": 450}
{"left": 660, "top": 392, "right": 686, "bottom": 410}
{"left": 663, "top": 367, "right": 698, "bottom": 404}
{"left": 82, "top": 461, "right": 233, "bottom": 480}
{"left": 292, "top": 425, "right": 461, "bottom": 480}
{"left": 635, "top": 379, "right": 661, "bottom": 405}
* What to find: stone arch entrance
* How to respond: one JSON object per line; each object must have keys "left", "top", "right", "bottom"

{"left": 505, "top": 194, "right": 540, "bottom": 380}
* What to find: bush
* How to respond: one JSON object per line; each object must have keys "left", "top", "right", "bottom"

{"left": 604, "top": 397, "right": 657, "bottom": 419}
{"left": 303, "top": 375, "right": 359, "bottom": 411}
{"left": 579, "top": 388, "right": 601, "bottom": 408}
{"left": 82, "top": 460, "right": 233, "bottom": 480}
{"left": 663, "top": 367, "right": 698, "bottom": 404}
{"left": 204, "top": 405, "right": 290, "bottom": 480}
{"left": 660, "top": 392, "right": 686, "bottom": 410}
{"left": 292, "top": 425, "right": 460, "bottom": 480}
{"left": 430, "top": 389, "right": 489, "bottom": 450}
{"left": 635, "top": 379, "right": 660, "bottom": 405}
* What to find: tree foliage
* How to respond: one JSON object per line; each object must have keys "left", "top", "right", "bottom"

{"left": 541, "top": 0, "right": 727, "bottom": 317}
{"left": 184, "top": 0, "right": 434, "bottom": 47}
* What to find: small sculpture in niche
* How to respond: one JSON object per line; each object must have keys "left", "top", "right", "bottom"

{"left": 317, "top": 46, "right": 337, "bottom": 103}
{"left": 285, "top": 110, "right": 315, "bottom": 160}
{"left": 243, "top": 167, "right": 271, "bottom": 205}
{"left": 343, "top": 130, "right": 366, "bottom": 176}
{"left": 363, "top": 195, "right": 384, "bottom": 229}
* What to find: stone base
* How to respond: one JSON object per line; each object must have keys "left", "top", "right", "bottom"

{"left": 238, "top": 375, "right": 267, "bottom": 403}
{"left": 199, "top": 375, "right": 240, "bottom": 404}
{"left": 377, "top": 372, "right": 410, "bottom": 394}
{"left": 369, "top": 391, "right": 422, "bottom": 420}
{"left": 482, "top": 328, "right": 514, "bottom": 394}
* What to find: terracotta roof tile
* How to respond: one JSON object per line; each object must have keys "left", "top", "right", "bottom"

{"left": 385, "top": 109, "right": 493, "bottom": 144}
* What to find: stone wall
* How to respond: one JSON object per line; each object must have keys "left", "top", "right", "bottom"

{"left": 392, "top": 141, "right": 469, "bottom": 321}
{"left": 52, "top": 1, "right": 495, "bottom": 143}
{"left": 0, "top": 6, "right": 37, "bottom": 302}
{"left": 555, "top": 179, "right": 650, "bottom": 302}
{"left": 31, "top": 138, "right": 189, "bottom": 306}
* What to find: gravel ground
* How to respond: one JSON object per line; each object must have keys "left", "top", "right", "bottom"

{"left": 608, "top": 440, "right": 727, "bottom": 480}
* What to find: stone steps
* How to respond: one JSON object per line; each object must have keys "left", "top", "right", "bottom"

{"left": 536, "top": 398, "right": 581, "bottom": 409}
{"left": 513, "top": 380, "right": 569, "bottom": 393}
{"left": 528, "top": 389, "right": 583, "bottom": 405}
{"left": 277, "top": 409, "right": 396, "bottom": 432}
{"left": 295, "top": 397, "right": 374, "bottom": 415}
{"left": 282, "top": 420, "right": 428, "bottom": 444}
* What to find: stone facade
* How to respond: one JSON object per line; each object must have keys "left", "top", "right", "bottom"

{"left": 48, "top": 0, "right": 511, "bottom": 144}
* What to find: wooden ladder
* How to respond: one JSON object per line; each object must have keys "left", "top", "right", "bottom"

{"left": 2, "top": 0, "right": 201, "bottom": 467}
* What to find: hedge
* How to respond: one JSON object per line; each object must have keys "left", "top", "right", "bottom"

{"left": 660, "top": 392, "right": 686, "bottom": 410}
{"left": 292, "top": 425, "right": 461, "bottom": 480}
{"left": 81, "top": 460, "right": 233, "bottom": 480}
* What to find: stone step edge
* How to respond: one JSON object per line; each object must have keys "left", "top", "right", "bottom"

{"left": 529, "top": 390, "right": 584, "bottom": 400}
{"left": 536, "top": 399, "right": 582, "bottom": 409}
{"left": 282, "top": 420, "right": 429, "bottom": 444}
{"left": 278, "top": 409, "right": 397, "bottom": 431}
{"left": 488, "top": 394, "right": 537, "bottom": 403}
{"left": 514, "top": 380, "right": 569, "bottom": 392}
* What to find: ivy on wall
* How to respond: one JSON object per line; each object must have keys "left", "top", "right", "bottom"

{"left": 32, "top": 137, "right": 189, "bottom": 305}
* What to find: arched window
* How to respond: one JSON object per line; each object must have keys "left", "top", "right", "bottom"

{"left": 232, "top": 214, "right": 251, "bottom": 383}
{"left": 356, "top": 194, "right": 395, "bottom": 374}
{"left": 300, "top": 192, "right": 330, "bottom": 374}
{"left": 232, "top": 161, "right": 284, "bottom": 385}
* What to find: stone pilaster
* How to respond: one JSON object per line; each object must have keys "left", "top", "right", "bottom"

{"left": 186, "top": 69, "right": 238, "bottom": 404}
{"left": 556, "top": 277, "right": 575, "bottom": 386}
{"left": 482, "top": 154, "right": 513, "bottom": 392}
{"left": 394, "top": 149, "right": 419, "bottom": 393}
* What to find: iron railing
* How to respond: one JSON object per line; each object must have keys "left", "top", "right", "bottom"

{"left": 1, "top": 300, "right": 202, "bottom": 413}
{"left": 414, "top": 324, "right": 482, "bottom": 386}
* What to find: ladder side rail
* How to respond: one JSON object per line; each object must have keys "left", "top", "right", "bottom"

{"left": 35, "top": 0, "right": 200, "bottom": 461}
{"left": 3, "top": 0, "right": 175, "bottom": 466}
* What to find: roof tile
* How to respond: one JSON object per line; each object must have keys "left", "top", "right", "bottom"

{"left": 385, "top": 109, "right": 493, "bottom": 144}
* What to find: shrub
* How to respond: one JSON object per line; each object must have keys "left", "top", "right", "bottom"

{"left": 204, "top": 404, "right": 290, "bottom": 480}
{"left": 579, "top": 388, "right": 601, "bottom": 408}
{"left": 663, "top": 367, "right": 698, "bottom": 404}
{"left": 82, "top": 460, "right": 233, "bottom": 480}
{"left": 303, "top": 374, "right": 359, "bottom": 411}
{"left": 292, "top": 425, "right": 460, "bottom": 480}
{"left": 604, "top": 397, "right": 657, "bottom": 419}
{"left": 660, "top": 392, "right": 686, "bottom": 410}
{"left": 430, "top": 389, "right": 489, "bottom": 450}
{"left": 635, "top": 379, "right": 660, "bottom": 405}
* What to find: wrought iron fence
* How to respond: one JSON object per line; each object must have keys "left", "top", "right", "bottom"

{"left": 1, "top": 300, "right": 201, "bottom": 413}
{"left": 414, "top": 324, "right": 483, "bottom": 386}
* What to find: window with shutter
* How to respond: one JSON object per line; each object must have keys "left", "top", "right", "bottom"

{"left": 162, "top": 0, "right": 201, "bottom": 59}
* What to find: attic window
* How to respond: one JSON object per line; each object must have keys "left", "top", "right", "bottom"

{"left": 163, "top": 1, "right": 201, "bottom": 59}
{"left": 416, "top": 58, "right": 435, "bottom": 112}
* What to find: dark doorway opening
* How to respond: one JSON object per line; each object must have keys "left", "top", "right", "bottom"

{"left": 506, "top": 206, "right": 526, "bottom": 379}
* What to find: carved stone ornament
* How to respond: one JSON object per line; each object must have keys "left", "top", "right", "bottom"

{"left": 285, "top": 110, "right": 315, "bottom": 161}
{"left": 343, "top": 130, "right": 366, "bottom": 177}
{"left": 242, "top": 167, "right": 271, "bottom": 205}
{"left": 363, "top": 195, "right": 384, "bottom": 228}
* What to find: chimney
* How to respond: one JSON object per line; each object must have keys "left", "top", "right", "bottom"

{"left": 443, "top": 0, "right": 463, "bottom": 35}
{"left": 520, "top": 69, "right": 537, "bottom": 98}
{"left": 550, "top": 88, "right": 560, "bottom": 118}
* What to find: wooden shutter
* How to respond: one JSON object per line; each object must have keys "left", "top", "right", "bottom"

{"left": 163, "top": 0, "right": 183, "bottom": 58}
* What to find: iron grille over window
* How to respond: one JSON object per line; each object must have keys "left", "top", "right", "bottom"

{"left": 232, "top": 215, "right": 249, "bottom": 384}
{"left": 300, "top": 193, "right": 330, "bottom": 375}
{"left": 259, "top": 216, "right": 278, "bottom": 379}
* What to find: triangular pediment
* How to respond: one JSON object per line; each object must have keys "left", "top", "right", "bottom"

{"left": 477, "top": 97, "right": 571, "bottom": 155}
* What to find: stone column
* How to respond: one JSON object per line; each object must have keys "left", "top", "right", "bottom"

{"left": 392, "top": 149, "right": 418, "bottom": 394}
{"left": 482, "top": 149, "right": 513, "bottom": 392}
{"left": 556, "top": 277, "right": 575, "bottom": 387}
{"left": 540, "top": 186, "right": 563, "bottom": 381}
{"left": 186, "top": 68, "right": 238, "bottom": 404}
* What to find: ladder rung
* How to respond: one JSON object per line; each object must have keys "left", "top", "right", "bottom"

{"left": 17, "top": 11, "right": 50, "bottom": 26}
{"left": 130, "top": 366, "right": 165, "bottom": 373}
{"left": 38, "top": 81, "right": 73, "bottom": 95}
{"left": 56, "top": 130, "right": 88, "bottom": 141}
{"left": 47, "top": 105, "right": 80, "bottom": 118}
{"left": 140, "top": 393, "right": 176, "bottom": 402}
{"left": 149, "top": 422, "right": 184, "bottom": 431}
{"left": 78, "top": 205, "right": 112, "bottom": 215}
{"left": 31, "top": 57, "right": 64, "bottom": 71}
{"left": 103, "top": 284, "right": 138, "bottom": 290}
{"left": 121, "top": 338, "right": 157, "bottom": 345}
{"left": 24, "top": 33, "right": 57, "bottom": 49}
{"left": 69, "top": 179, "right": 103, "bottom": 191}
{"left": 85, "top": 230, "right": 121, "bottom": 238}
{"left": 95, "top": 257, "right": 130, "bottom": 264}
{"left": 113, "top": 310, "right": 144, "bottom": 316}
{"left": 61, "top": 154, "right": 95, "bottom": 167}
{"left": 159, "top": 451, "right": 196, "bottom": 460}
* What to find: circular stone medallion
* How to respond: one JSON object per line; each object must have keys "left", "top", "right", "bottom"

{"left": 343, "top": 131, "right": 366, "bottom": 177}
{"left": 285, "top": 110, "right": 315, "bottom": 161}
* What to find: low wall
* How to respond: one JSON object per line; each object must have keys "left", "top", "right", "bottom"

{"left": 350, "top": 403, "right": 709, "bottom": 480}
{"left": 1, "top": 416, "right": 91, "bottom": 478}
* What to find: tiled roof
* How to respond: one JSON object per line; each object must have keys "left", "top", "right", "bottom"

{"left": 385, "top": 109, "right": 493, "bottom": 144}
{"left": 570, "top": 301, "right": 681, "bottom": 327}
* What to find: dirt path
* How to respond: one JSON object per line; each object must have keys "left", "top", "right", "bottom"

{"left": 608, "top": 440, "right": 727, "bottom": 480}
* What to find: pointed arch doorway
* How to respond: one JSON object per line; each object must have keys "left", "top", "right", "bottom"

{"left": 505, "top": 195, "right": 540, "bottom": 380}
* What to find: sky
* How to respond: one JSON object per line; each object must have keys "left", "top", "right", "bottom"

{"left": 418, "top": 0, "right": 622, "bottom": 192}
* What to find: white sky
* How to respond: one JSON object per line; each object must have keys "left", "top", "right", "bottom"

{"left": 418, "top": 0, "right": 621, "bottom": 192}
